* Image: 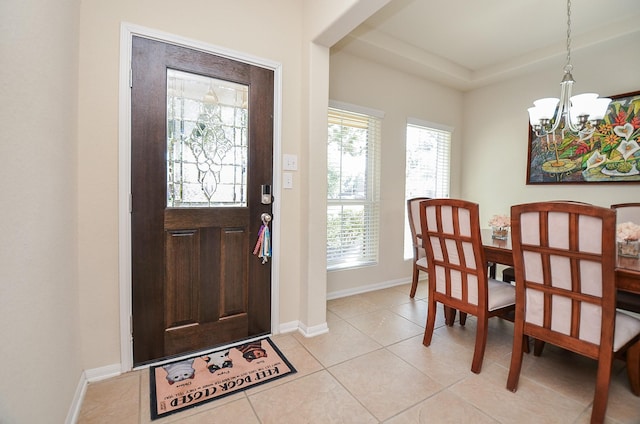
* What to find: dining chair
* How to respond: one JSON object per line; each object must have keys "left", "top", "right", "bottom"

{"left": 503, "top": 202, "right": 591, "bottom": 285}
{"left": 420, "top": 198, "right": 516, "bottom": 373}
{"left": 408, "top": 197, "right": 499, "bottom": 299}
{"left": 507, "top": 201, "right": 640, "bottom": 423}
{"left": 611, "top": 202, "right": 640, "bottom": 224}
{"left": 407, "top": 197, "right": 430, "bottom": 298}
{"left": 611, "top": 202, "right": 640, "bottom": 315}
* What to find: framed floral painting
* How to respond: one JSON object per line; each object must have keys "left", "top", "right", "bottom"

{"left": 526, "top": 90, "right": 640, "bottom": 184}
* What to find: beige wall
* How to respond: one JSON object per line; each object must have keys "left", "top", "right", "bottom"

{"left": 0, "top": 0, "right": 81, "bottom": 422}
{"left": 327, "top": 51, "right": 463, "bottom": 295}
{"left": 461, "top": 31, "right": 640, "bottom": 222}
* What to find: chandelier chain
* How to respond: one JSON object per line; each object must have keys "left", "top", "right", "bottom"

{"left": 565, "top": 0, "right": 572, "bottom": 73}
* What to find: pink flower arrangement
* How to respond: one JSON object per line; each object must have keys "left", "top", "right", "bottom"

{"left": 488, "top": 214, "right": 510, "bottom": 228}
{"left": 616, "top": 222, "right": 640, "bottom": 242}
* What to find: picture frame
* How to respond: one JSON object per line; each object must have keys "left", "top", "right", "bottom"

{"left": 526, "top": 90, "right": 640, "bottom": 184}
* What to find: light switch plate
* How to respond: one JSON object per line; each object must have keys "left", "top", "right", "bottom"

{"left": 283, "top": 154, "right": 298, "bottom": 171}
{"left": 283, "top": 172, "right": 293, "bottom": 189}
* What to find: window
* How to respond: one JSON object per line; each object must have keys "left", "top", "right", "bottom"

{"left": 404, "top": 118, "right": 452, "bottom": 259}
{"left": 327, "top": 101, "right": 382, "bottom": 270}
{"left": 167, "top": 70, "right": 248, "bottom": 207}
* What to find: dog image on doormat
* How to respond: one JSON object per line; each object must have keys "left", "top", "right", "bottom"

{"left": 202, "top": 349, "right": 233, "bottom": 374}
{"left": 162, "top": 358, "right": 196, "bottom": 385}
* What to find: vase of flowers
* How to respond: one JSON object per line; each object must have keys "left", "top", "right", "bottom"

{"left": 616, "top": 222, "right": 640, "bottom": 258}
{"left": 489, "top": 214, "right": 510, "bottom": 240}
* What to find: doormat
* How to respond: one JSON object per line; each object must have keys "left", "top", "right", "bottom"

{"left": 149, "top": 337, "right": 296, "bottom": 420}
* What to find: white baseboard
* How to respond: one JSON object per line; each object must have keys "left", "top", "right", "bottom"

{"left": 65, "top": 364, "right": 122, "bottom": 424}
{"left": 278, "top": 320, "right": 300, "bottom": 334}
{"left": 85, "top": 363, "right": 123, "bottom": 382}
{"left": 278, "top": 320, "right": 329, "bottom": 337}
{"left": 298, "top": 321, "right": 329, "bottom": 337}
{"left": 65, "top": 370, "right": 87, "bottom": 424}
{"left": 326, "top": 277, "right": 416, "bottom": 300}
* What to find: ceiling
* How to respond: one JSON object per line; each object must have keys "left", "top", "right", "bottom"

{"left": 332, "top": 0, "right": 640, "bottom": 91}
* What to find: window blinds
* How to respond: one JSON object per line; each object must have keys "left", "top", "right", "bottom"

{"left": 405, "top": 120, "right": 452, "bottom": 199}
{"left": 327, "top": 106, "right": 382, "bottom": 270}
{"left": 403, "top": 119, "right": 452, "bottom": 259}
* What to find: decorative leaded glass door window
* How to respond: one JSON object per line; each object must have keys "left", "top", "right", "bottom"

{"left": 167, "top": 70, "right": 248, "bottom": 207}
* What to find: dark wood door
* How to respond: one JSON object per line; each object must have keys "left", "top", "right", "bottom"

{"left": 131, "top": 36, "right": 273, "bottom": 366}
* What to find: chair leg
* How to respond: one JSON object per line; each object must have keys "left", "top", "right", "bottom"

{"left": 590, "top": 353, "right": 614, "bottom": 424}
{"left": 471, "top": 315, "right": 489, "bottom": 374}
{"left": 410, "top": 265, "right": 419, "bottom": 298}
{"left": 459, "top": 312, "right": 467, "bottom": 326}
{"left": 627, "top": 340, "right": 640, "bottom": 396}
{"left": 488, "top": 262, "right": 497, "bottom": 279}
{"left": 444, "top": 306, "right": 456, "bottom": 326}
{"left": 533, "top": 339, "right": 546, "bottom": 357}
{"left": 507, "top": 328, "right": 526, "bottom": 392}
{"left": 423, "top": 298, "right": 437, "bottom": 347}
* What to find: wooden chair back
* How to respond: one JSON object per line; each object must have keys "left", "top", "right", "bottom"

{"left": 407, "top": 197, "right": 430, "bottom": 297}
{"left": 407, "top": 197, "right": 430, "bottom": 263}
{"left": 611, "top": 202, "right": 640, "bottom": 314}
{"left": 611, "top": 202, "right": 640, "bottom": 224}
{"left": 507, "top": 201, "right": 640, "bottom": 422}
{"left": 420, "top": 198, "right": 488, "bottom": 313}
{"left": 514, "top": 201, "right": 616, "bottom": 356}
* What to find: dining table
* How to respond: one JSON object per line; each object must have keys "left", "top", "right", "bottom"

{"left": 481, "top": 229, "right": 640, "bottom": 296}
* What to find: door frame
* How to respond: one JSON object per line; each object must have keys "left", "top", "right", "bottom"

{"left": 118, "top": 23, "right": 282, "bottom": 371}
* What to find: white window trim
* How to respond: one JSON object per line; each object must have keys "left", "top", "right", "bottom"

{"left": 329, "top": 100, "right": 385, "bottom": 120}
{"left": 407, "top": 116, "right": 453, "bottom": 134}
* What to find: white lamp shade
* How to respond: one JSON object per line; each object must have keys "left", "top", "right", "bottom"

{"left": 589, "top": 98, "right": 612, "bottom": 121}
{"left": 569, "top": 93, "right": 598, "bottom": 117}
{"left": 527, "top": 106, "right": 544, "bottom": 127}
{"left": 532, "top": 98, "right": 559, "bottom": 120}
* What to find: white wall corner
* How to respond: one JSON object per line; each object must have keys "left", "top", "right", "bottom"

{"left": 278, "top": 320, "right": 301, "bottom": 334}
{"left": 85, "top": 363, "right": 122, "bottom": 382}
{"left": 65, "top": 371, "right": 88, "bottom": 424}
{"left": 298, "top": 321, "right": 329, "bottom": 338}
{"left": 65, "top": 364, "right": 121, "bottom": 423}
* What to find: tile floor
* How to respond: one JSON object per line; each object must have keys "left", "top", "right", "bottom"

{"left": 77, "top": 283, "right": 640, "bottom": 423}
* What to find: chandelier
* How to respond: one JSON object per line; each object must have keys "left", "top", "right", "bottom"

{"left": 527, "top": 0, "right": 611, "bottom": 138}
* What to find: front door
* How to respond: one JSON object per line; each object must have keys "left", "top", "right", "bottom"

{"left": 131, "top": 36, "right": 274, "bottom": 366}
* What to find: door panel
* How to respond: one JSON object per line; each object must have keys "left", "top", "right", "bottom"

{"left": 165, "top": 229, "right": 200, "bottom": 328}
{"left": 131, "top": 36, "right": 273, "bottom": 365}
